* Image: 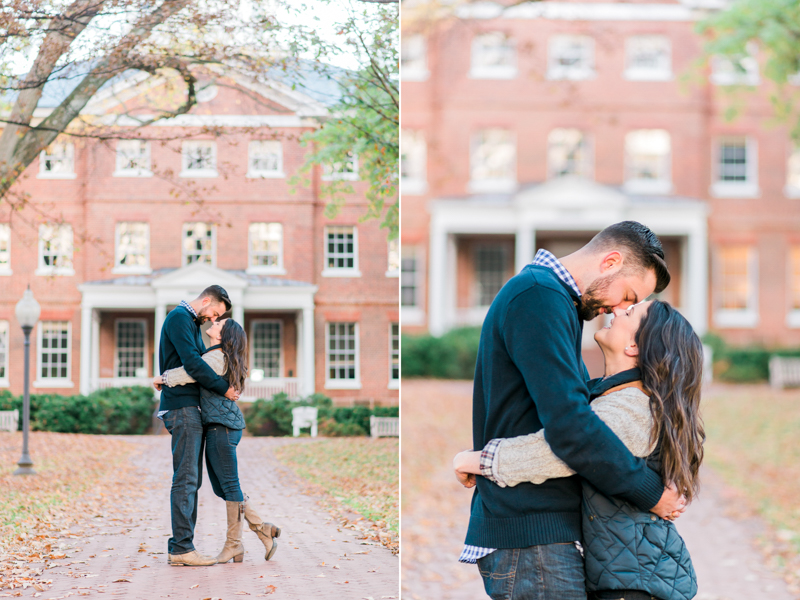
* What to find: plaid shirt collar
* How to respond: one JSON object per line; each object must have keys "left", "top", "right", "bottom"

{"left": 180, "top": 300, "right": 198, "bottom": 319}
{"left": 531, "top": 249, "right": 581, "bottom": 297}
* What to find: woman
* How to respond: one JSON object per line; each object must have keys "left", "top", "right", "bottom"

{"left": 454, "top": 300, "right": 704, "bottom": 600}
{"left": 154, "top": 318, "right": 281, "bottom": 563}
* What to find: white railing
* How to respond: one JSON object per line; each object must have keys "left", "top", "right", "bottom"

{"left": 242, "top": 378, "right": 300, "bottom": 401}
{"left": 96, "top": 377, "right": 154, "bottom": 390}
{"left": 0, "top": 410, "right": 19, "bottom": 432}
{"left": 370, "top": 416, "right": 399, "bottom": 438}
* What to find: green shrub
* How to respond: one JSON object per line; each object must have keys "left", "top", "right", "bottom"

{"left": 702, "top": 333, "right": 800, "bottom": 382}
{"left": 318, "top": 418, "right": 367, "bottom": 437}
{"left": 402, "top": 326, "right": 481, "bottom": 379}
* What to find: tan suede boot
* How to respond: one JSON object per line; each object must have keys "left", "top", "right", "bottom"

{"left": 216, "top": 500, "right": 245, "bottom": 564}
{"left": 167, "top": 550, "right": 217, "bottom": 566}
{"left": 242, "top": 495, "right": 280, "bottom": 561}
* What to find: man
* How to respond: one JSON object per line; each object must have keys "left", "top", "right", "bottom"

{"left": 461, "top": 221, "right": 686, "bottom": 599}
{"left": 158, "top": 285, "right": 239, "bottom": 567}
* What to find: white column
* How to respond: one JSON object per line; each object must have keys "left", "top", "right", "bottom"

{"left": 684, "top": 226, "right": 709, "bottom": 336}
{"left": 515, "top": 227, "right": 535, "bottom": 274}
{"left": 295, "top": 310, "right": 303, "bottom": 382}
{"left": 91, "top": 310, "right": 100, "bottom": 390}
{"left": 232, "top": 304, "right": 244, "bottom": 326}
{"left": 80, "top": 305, "right": 92, "bottom": 395}
{"left": 154, "top": 303, "right": 167, "bottom": 376}
{"left": 428, "top": 222, "right": 449, "bottom": 336}
{"left": 302, "top": 307, "right": 315, "bottom": 397}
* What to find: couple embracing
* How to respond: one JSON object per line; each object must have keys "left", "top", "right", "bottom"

{"left": 154, "top": 285, "right": 281, "bottom": 566}
{"left": 454, "top": 222, "right": 705, "bottom": 600}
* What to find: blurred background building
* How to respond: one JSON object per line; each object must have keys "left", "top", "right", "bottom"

{"left": 401, "top": 0, "right": 800, "bottom": 374}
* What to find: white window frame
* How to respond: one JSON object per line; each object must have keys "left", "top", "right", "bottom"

{"left": 37, "top": 224, "right": 74, "bottom": 276}
{"left": 469, "top": 32, "right": 517, "bottom": 80}
{"left": 324, "top": 322, "right": 361, "bottom": 390}
{"left": 182, "top": 222, "right": 216, "bottom": 266}
{"left": 0, "top": 321, "right": 9, "bottom": 387}
{"left": 113, "top": 140, "right": 152, "bottom": 177}
{"left": 785, "top": 143, "right": 800, "bottom": 199}
{"left": 401, "top": 245, "right": 425, "bottom": 326}
{"left": 787, "top": 246, "right": 800, "bottom": 328}
{"left": 322, "top": 226, "right": 361, "bottom": 277}
{"left": 114, "top": 319, "right": 148, "bottom": 379}
{"left": 386, "top": 238, "right": 400, "bottom": 278}
{"left": 710, "top": 42, "right": 760, "bottom": 86}
{"left": 250, "top": 319, "right": 284, "bottom": 380}
{"left": 623, "top": 129, "right": 673, "bottom": 194}
{"left": 180, "top": 140, "right": 218, "bottom": 178}
{"left": 34, "top": 321, "right": 74, "bottom": 388}
{"left": 247, "top": 140, "right": 285, "bottom": 179}
{"left": 624, "top": 35, "right": 672, "bottom": 82}
{"left": 322, "top": 151, "right": 359, "bottom": 181}
{"left": 401, "top": 33, "right": 429, "bottom": 81}
{"left": 38, "top": 142, "right": 76, "bottom": 179}
{"left": 0, "top": 223, "right": 11, "bottom": 275}
{"left": 247, "top": 222, "right": 285, "bottom": 275}
{"left": 713, "top": 245, "right": 759, "bottom": 328}
{"left": 548, "top": 35, "right": 595, "bottom": 81}
{"left": 547, "top": 128, "right": 593, "bottom": 180}
{"left": 113, "top": 222, "right": 151, "bottom": 274}
{"left": 710, "top": 137, "right": 760, "bottom": 198}
{"left": 389, "top": 323, "right": 399, "bottom": 390}
{"left": 469, "top": 129, "right": 517, "bottom": 193}
{"left": 401, "top": 129, "right": 428, "bottom": 196}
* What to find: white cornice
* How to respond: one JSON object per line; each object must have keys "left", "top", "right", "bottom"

{"left": 97, "top": 114, "right": 318, "bottom": 128}
{"left": 455, "top": 2, "right": 710, "bottom": 21}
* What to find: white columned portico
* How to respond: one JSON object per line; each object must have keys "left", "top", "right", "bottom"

{"left": 301, "top": 307, "right": 315, "bottom": 397}
{"left": 80, "top": 305, "right": 93, "bottom": 395}
{"left": 515, "top": 226, "right": 536, "bottom": 274}
{"left": 684, "top": 222, "right": 709, "bottom": 336}
{"left": 154, "top": 303, "right": 167, "bottom": 376}
{"left": 91, "top": 310, "right": 100, "bottom": 390}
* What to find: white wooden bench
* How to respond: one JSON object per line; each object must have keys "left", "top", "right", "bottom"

{"left": 0, "top": 410, "right": 19, "bottom": 432}
{"left": 291, "top": 406, "right": 318, "bottom": 437}
{"left": 370, "top": 416, "right": 399, "bottom": 438}
{"left": 769, "top": 356, "right": 800, "bottom": 389}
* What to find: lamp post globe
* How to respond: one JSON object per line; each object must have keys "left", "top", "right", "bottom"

{"left": 14, "top": 286, "right": 39, "bottom": 476}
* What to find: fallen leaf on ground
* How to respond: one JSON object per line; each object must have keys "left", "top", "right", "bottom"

{"left": 264, "top": 586, "right": 276, "bottom": 594}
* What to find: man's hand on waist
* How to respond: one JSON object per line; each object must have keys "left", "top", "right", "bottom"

{"left": 649, "top": 482, "right": 687, "bottom": 521}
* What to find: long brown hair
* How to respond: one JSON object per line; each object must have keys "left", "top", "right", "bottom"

{"left": 635, "top": 300, "right": 705, "bottom": 502}
{"left": 220, "top": 319, "right": 248, "bottom": 393}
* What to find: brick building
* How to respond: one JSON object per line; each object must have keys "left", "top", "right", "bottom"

{"left": 401, "top": 0, "right": 800, "bottom": 372}
{"left": 0, "top": 68, "right": 399, "bottom": 406}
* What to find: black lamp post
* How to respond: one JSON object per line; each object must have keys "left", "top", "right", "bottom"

{"left": 14, "top": 286, "right": 40, "bottom": 476}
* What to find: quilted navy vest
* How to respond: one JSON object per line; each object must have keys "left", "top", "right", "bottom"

{"left": 199, "top": 346, "right": 245, "bottom": 430}
{"left": 582, "top": 479, "right": 698, "bottom": 600}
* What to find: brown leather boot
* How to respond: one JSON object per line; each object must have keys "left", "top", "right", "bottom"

{"left": 216, "top": 500, "right": 245, "bottom": 564}
{"left": 242, "top": 495, "right": 280, "bottom": 561}
{"left": 167, "top": 550, "right": 217, "bottom": 566}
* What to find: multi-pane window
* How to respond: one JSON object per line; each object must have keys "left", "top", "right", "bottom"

{"left": 470, "top": 129, "right": 516, "bottom": 191}
{"left": 326, "top": 322, "right": 359, "bottom": 386}
{"left": 39, "top": 321, "right": 70, "bottom": 381}
{"left": 401, "top": 129, "right": 427, "bottom": 194}
{"left": 470, "top": 32, "right": 516, "bottom": 79}
{"left": 323, "top": 151, "right": 358, "bottom": 180}
{"left": 252, "top": 321, "right": 282, "bottom": 379}
{"left": 715, "top": 246, "right": 758, "bottom": 328}
{"left": 401, "top": 247, "right": 421, "bottom": 308}
{"left": 0, "top": 321, "right": 7, "bottom": 381}
{"left": 115, "top": 140, "right": 151, "bottom": 176}
{"left": 548, "top": 35, "right": 594, "bottom": 80}
{"left": 548, "top": 129, "right": 592, "bottom": 179}
{"left": 390, "top": 323, "right": 399, "bottom": 385}
{"left": 625, "top": 129, "right": 671, "bottom": 192}
{"left": 38, "top": 224, "right": 73, "bottom": 275}
{"left": 116, "top": 320, "right": 146, "bottom": 378}
{"left": 115, "top": 222, "right": 149, "bottom": 271}
{"left": 475, "top": 244, "right": 508, "bottom": 307}
{"left": 248, "top": 141, "right": 284, "bottom": 177}
{"left": 182, "top": 223, "right": 215, "bottom": 265}
{"left": 790, "top": 246, "right": 800, "bottom": 312}
{"left": 786, "top": 146, "right": 800, "bottom": 196}
{"left": 625, "top": 36, "right": 671, "bottom": 80}
{"left": 401, "top": 33, "right": 428, "bottom": 80}
{"left": 711, "top": 42, "right": 759, "bottom": 86}
{"left": 39, "top": 142, "right": 75, "bottom": 178}
{"left": 719, "top": 140, "right": 747, "bottom": 182}
{"left": 248, "top": 223, "right": 283, "bottom": 271}
{"left": 181, "top": 141, "right": 217, "bottom": 177}
{"left": 387, "top": 238, "right": 400, "bottom": 275}
{"left": 324, "top": 226, "right": 358, "bottom": 273}
{"left": 0, "top": 224, "right": 9, "bottom": 271}
{"left": 713, "top": 137, "right": 758, "bottom": 198}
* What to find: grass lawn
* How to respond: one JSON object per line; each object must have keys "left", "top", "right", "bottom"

{"left": 273, "top": 437, "right": 399, "bottom": 534}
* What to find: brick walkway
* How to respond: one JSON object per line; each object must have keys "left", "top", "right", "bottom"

{"left": 26, "top": 436, "right": 398, "bottom": 600}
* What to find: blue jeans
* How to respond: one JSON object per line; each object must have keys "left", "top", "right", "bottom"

{"left": 163, "top": 407, "right": 204, "bottom": 555}
{"left": 477, "top": 543, "right": 586, "bottom": 600}
{"left": 204, "top": 424, "right": 244, "bottom": 502}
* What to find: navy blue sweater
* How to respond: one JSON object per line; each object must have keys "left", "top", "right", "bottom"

{"left": 157, "top": 306, "right": 229, "bottom": 412}
{"left": 465, "top": 265, "right": 664, "bottom": 549}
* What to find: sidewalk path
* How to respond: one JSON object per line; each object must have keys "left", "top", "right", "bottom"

{"left": 400, "top": 379, "right": 797, "bottom": 600}
{"left": 26, "top": 436, "right": 398, "bottom": 600}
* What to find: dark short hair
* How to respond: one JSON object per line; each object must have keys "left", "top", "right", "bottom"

{"left": 587, "top": 221, "right": 671, "bottom": 294}
{"left": 198, "top": 285, "right": 231, "bottom": 311}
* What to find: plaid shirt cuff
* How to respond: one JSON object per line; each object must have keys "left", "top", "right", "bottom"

{"left": 480, "top": 439, "right": 502, "bottom": 483}
{"left": 161, "top": 369, "right": 174, "bottom": 388}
